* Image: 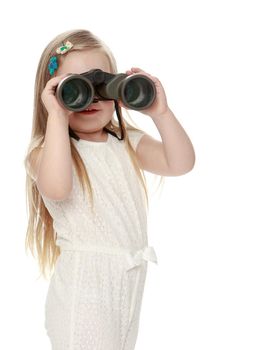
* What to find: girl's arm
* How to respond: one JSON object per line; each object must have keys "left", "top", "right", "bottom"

{"left": 123, "top": 67, "right": 195, "bottom": 176}
{"left": 136, "top": 108, "right": 195, "bottom": 176}
{"left": 31, "top": 113, "right": 73, "bottom": 201}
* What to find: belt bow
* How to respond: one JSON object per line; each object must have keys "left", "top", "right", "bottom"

{"left": 126, "top": 246, "right": 158, "bottom": 271}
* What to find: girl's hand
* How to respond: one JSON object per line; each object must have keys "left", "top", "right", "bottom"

{"left": 41, "top": 73, "right": 73, "bottom": 119}
{"left": 119, "top": 67, "right": 170, "bottom": 119}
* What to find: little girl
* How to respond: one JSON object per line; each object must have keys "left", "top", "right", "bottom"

{"left": 24, "top": 29, "right": 195, "bottom": 350}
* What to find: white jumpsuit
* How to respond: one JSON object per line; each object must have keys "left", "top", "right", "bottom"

{"left": 42, "top": 129, "right": 158, "bottom": 350}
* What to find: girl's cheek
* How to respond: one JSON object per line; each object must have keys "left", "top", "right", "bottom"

{"left": 102, "top": 100, "right": 115, "bottom": 109}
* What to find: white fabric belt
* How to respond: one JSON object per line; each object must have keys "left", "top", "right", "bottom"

{"left": 60, "top": 244, "right": 158, "bottom": 270}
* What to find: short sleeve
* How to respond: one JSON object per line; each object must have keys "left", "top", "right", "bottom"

{"left": 127, "top": 129, "right": 146, "bottom": 151}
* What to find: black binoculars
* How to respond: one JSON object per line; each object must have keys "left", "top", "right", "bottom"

{"left": 55, "top": 69, "right": 156, "bottom": 112}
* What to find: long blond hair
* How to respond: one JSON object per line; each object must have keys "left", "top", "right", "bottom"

{"left": 24, "top": 29, "right": 164, "bottom": 280}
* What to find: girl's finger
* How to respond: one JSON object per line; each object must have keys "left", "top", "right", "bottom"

{"left": 131, "top": 67, "right": 154, "bottom": 78}
{"left": 47, "top": 73, "right": 72, "bottom": 87}
{"left": 131, "top": 67, "right": 143, "bottom": 72}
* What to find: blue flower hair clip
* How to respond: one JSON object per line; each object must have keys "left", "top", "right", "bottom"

{"left": 48, "top": 40, "right": 74, "bottom": 76}
{"left": 48, "top": 56, "right": 58, "bottom": 76}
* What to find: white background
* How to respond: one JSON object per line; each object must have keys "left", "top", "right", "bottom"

{"left": 0, "top": 0, "right": 254, "bottom": 349}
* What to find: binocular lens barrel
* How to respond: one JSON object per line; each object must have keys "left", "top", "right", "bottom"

{"left": 57, "top": 75, "right": 94, "bottom": 112}
{"left": 121, "top": 76, "right": 155, "bottom": 110}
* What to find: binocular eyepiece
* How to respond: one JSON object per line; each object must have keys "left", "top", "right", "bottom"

{"left": 55, "top": 69, "right": 156, "bottom": 112}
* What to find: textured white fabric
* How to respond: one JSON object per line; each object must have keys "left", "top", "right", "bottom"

{"left": 41, "top": 129, "right": 158, "bottom": 350}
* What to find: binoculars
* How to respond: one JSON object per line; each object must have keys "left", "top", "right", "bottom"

{"left": 55, "top": 69, "right": 156, "bottom": 112}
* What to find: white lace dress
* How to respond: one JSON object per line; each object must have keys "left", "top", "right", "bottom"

{"left": 42, "top": 129, "right": 158, "bottom": 350}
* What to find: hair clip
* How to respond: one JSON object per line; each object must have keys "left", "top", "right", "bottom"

{"left": 56, "top": 40, "right": 73, "bottom": 55}
{"left": 48, "top": 56, "right": 58, "bottom": 76}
